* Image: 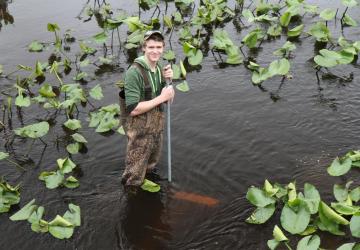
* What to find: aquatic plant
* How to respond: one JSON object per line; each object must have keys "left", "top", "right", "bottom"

{"left": 10, "top": 199, "right": 81, "bottom": 239}
{"left": 0, "top": 178, "right": 20, "bottom": 213}
{"left": 245, "top": 150, "right": 360, "bottom": 249}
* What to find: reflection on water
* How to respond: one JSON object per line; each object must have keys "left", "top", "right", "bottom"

{"left": 0, "top": 0, "right": 13, "bottom": 31}
{"left": 119, "top": 191, "right": 171, "bottom": 250}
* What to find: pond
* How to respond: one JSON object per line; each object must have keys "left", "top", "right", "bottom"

{"left": 1, "top": 0, "right": 360, "bottom": 249}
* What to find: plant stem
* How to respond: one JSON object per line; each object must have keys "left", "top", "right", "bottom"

{"left": 6, "top": 159, "right": 26, "bottom": 171}
{"left": 284, "top": 242, "right": 292, "bottom": 250}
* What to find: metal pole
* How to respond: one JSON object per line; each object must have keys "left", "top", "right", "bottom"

{"left": 166, "top": 79, "right": 172, "bottom": 182}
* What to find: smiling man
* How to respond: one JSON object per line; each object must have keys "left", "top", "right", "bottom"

{"left": 121, "top": 30, "right": 175, "bottom": 191}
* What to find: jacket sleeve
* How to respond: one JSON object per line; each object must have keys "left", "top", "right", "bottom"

{"left": 124, "top": 67, "right": 143, "bottom": 111}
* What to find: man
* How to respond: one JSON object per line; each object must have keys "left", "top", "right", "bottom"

{"left": 121, "top": 30, "right": 175, "bottom": 190}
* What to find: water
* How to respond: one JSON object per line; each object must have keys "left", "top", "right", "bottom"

{"left": 1, "top": 0, "right": 360, "bottom": 249}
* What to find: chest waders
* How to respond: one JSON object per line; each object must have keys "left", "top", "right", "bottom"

{"left": 120, "top": 62, "right": 165, "bottom": 189}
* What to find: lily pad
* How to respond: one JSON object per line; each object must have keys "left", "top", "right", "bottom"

{"left": 176, "top": 81, "right": 190, "bottom": 92}
{"left": 14, "top": 121, "right": 49, "bottom": 139}
{"left": 64, "top": 119, "right": 82, "bottom": 130}
{"left": 141, "top": 179, "right": 160, "bottom": 192}
{"left": 296, "top": 235, "right": 321, "bottom": 250}
{"left": 246, "top": 203, "right": 276, "bottom": 224}
{"left": 89, "top": 84, "right": 103, "bottom": 100}
{"left": 327, "top": 157, "right": 352, "bottom": 176}
{"left": 10, "top": 199, "right": 37, "bottom": 221}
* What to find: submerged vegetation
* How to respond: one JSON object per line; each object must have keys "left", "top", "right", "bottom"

{"left": 0, "top": 0, "right": 359, "bottom": 244}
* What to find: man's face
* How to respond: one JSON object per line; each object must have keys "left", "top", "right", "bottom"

{"left": 143, "top": 39, "right": 164, "bottom": 64}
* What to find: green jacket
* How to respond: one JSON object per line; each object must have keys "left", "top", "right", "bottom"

{"left": 124, "top": 56, "right": 165, "bottom": 110}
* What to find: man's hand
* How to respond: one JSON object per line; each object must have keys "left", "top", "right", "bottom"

{"left": 162, "top": 64, "right": 173, "bottom": 82}
{"left": 160, "top": 85, "right": 175, "bottom": 104}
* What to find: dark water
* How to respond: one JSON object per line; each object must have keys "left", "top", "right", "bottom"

{"left": 1, "top": 0, "right": 360, "bottom": 249}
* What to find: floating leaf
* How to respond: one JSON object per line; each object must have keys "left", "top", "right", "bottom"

{"left": 14, "top": 121, "right": 49, "bottom": 139}
{"left": 163, "top": 15, "right": 173, "bottom": 28}
{"left": 302, "top": 183, "right": 321, "bottom": 214}
{"left": 350, "top": 187, "right": 360, "bottom": 202}
{"left": 308, "top": 22, "right": 331, "bottom": 42}
{"left": 327, "top": 157, "right": 352, "bottom": 176}
{"left": 80, "top": 59, "right": 90, "bottom": 68}
{"left": 64, "top": 119, "right": 81, "bottom": 130}
{"left": 320, "top": 8, "right": 336, "bottom": 21}
{"left": 188, "top": 49, "right": 203, "bottom": 66}
{"left": 28, "top": 41, "right": 44, "bottom": 52}
{"left": 246, "top": 187, "right": 276, "bottom": 207}
{"left": 39, "top": 83, "right": 56, "bottom": 98}
{"left": 117, "top": 126, "right": 125, "bottom": 135}
{"left": 71, "top": 133, "right": 87, "bottom": 143}
{"left": 268, "top": 58, "right": 290, "bottom": 76}
{"left": 47, "top": 23, "right": 60, "bottom": 32}
{"left": 163, "top": 50, "right": 176, "bottom": 61}
{"left": 179, "top": 60, "right": 186, "bottom": 78}
{"left": 89, "top": 84, "right": 103, "bottom": 100}
{"left": 273, "top": 225, "right": 288, "bottom": 242}
{"left": 334, "top": 183, "right": 350, "bottom": 202}
{"left": 341, "top": 0, "right": 358, "bottom": 7}
{"left": 267, "top": 239, "right": 280, "bottom": 250}
{"left": 141, "top": 179, "right": 160, "bottom": 192}
{"left": 343, "top": 14, "right": 358, "bottom": 27}
{"left": 0, "top": 152, "right": 9, "bottom": 160}
{"left": 63, "top": 204, "right": 81, "bottom": 226}
{"left": 280, "top": 12, "right": 292, "bottom": 27}
{"left": 319, "top": 201, "right": 349, "bottom": 225}
{"left": 15, "top": 94, "right": 31, "bottom": 107}
{"left": 288, "top": 24, "right": 304, "bottom": 37}
{"left": 10, "top": 199, "right": 37, "bottom": 221}
{"left": 296, "top": 235, "right": 321, "bottom": 250}
{"left": 281, "top": 203, "right": 311, "bottom": 234}
{"left": 337, "top": 243, "right": 357, "bottom": 250}
{"left": 350, "top": 215, "right": 360, "bottom": 238}
{"left": 93, "top": 31, "right": 108, "bottom": 44}
{"left": 57, "top": 157, "right": 76, "bottom": 174}
{"left": 267, "top": 24, "right": 282, "bottom": 37}
{"left": 264, "top": 180, "right": 279, "bottom": 197}
{"left": 48, "top": 215, "right": 74, "bottom": 239}
{"left": 73, "top": 72, "right": 87, "bottom": 81}
{"left": 38, "top": 171, "right": 64, "bottom": 189}
{"left": 66, "top": 143, "right": 80, "bottom": 154}
{"left": 331, "top": 202, "right": 360, "bottom": 215}
{"left": 63, "top": 176, "right": 79, "bottom": 189}
{"left": 246, "top": 203, "right": 276, "bottom": 224}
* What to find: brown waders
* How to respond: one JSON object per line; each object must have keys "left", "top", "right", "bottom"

{"left": 120, "top": 63, "right": 165, "bottom": 189}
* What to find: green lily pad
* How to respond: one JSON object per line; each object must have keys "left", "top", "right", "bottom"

{"left": 66, "top": 143, "right": 80, "bottom": 154}
{"left": 63, "top": 176, "right": 80, "bottom": 189}
{"left": 48, "top": 215, "right": 74, "bottom": 239}
{"left": 93, "top": 31, "right": 108, "bottom": 44}
{"left": 327, "top": 157, "right": 352, "bottom": 176}
{"left": 89, "top": 84, "right": 103, "bottom": 100}
{"left": 350, "top": 215, "right": 360, "bottom": 238}
{"left": 10, "top": 199, "right": 37, "bottom": 221}
{"left": 64, "top": 119, "right": 82, "bottom": 130}
{"left": 246, "top": 203, "right": 276, "bottom": 224}
{"left": 28, "top": 41, "right": 44, "bottom": 52}
{"left": 141, "top": 179, "right": 160, "bottom": 192}
{"left": 15, "top": 94, "right": 31, "bottom": 107}
{"left": 117, "top": 126, "right": 125, "bottom": 135}
{"left": 176, "top": 81, "right": 190, "bottom": 92}
{"left": 296, "top": 235, "right": 321, "bottom": 250}
{"left": 280, "top": 203, "right": 311, "bottom": 234}
{"left": 38, "top": 171, "right": 64, "bottom": 189}
{"left": 39, "top": 83, "right": 57, "bottom": 98}
{"left": 14, "top": 121, "right": 49, "bottom": 139}
{"left": 57, "top": 157, "right": 76, "bottom": 174}
{"left": 273, "top": 225, "right": 288, "bottom": 242}
{"left": 71, "top": 133, "right": 87, "bottom": 143}
{"left": 320, "top": 8, "right": 336, "bottom": 21}
{"left": 246, "top": 187, "right": 276, "bottom": 207}
{"left": 343, "top": 14, "right": 358, "bottom": 27}
{"left": 0, "top": 152, "right": 9, "bottom": 160}
{"left": 287, "top": 24, "right": 304, "bottom": 37}
{"left": 63, "top": 204, "right": 81, "bottom": 226}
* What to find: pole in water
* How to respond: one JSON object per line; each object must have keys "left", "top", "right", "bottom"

{"left": 166, "top": 79, "right": 172, "bottom": 182}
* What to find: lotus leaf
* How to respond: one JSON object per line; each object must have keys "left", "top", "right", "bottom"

{"left": 63, "top": 204, "right": 81, "bottom": 226}
{"left": 39, "top": 83, "right": 56, "bottom": 98}
{"left": 331, "top": 202, "right": 360, "bottom": 215}
{"left": 28, "top": 41, "right": 44, "bottom": 52}
{"left": 71, "top": 133, "right": 87, "bottom": 143}
{"left": 350, "top": 187, "right": 360, "bottom": 202}
{"left": 308, "top": 22, "right": 330, "bottom": 42}
{"left": 163, "top": 50, "right": 176, "bottom": 61}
